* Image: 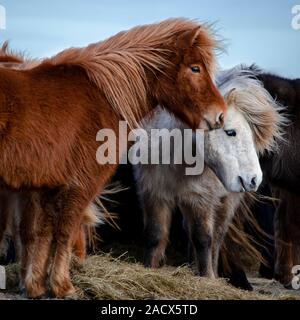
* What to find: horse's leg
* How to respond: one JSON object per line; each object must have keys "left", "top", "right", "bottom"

{"left": 218, "top": 258, "right": 253, "bottom": 291}
{"left": 0, "top": 192, "right": 10, "bottom": 248}
{"left": 49, "top": 187, "right": 92, "bottom": 298}
{"left": 72, "top": 224, "right": 87, "bottom": 262}
{"left": 287, "top": 194, "right": 300, "bottom": 288}
{"left": 274, "top": 197, "right": 293, "bottom": 285}
{"left": 1, "top": 193, "right": 21, "bottom": 264}
{"left": 9, "top": 194, "right": 22, "bottom": 262}
{"left": 143, "top": 195, "right": 173, "bottom": 268}
{"left": 20, "top": 192, "right": 53, "bottom": 298}
{"left": 179, "top": 201, "right": 214, "bottom": 278}
{"left": 26, "top": 197, "right": 54, "bottom": 298}
{"left": 212, "top": 195, "right": 238, "bottom": 276}
{"left": 212, "top": 212, "right": 230, "bottom": 277}
{"left": 275, "top": 191, "right": 300, "bottom": 287}
{"left": 19, "top": 192, "right": 39, "bottom": 294}
{"left": 183, "top": 217, "right": 194, "bottom": 265}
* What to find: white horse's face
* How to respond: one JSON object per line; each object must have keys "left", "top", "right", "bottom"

{"left": 204, "top": 105, "right": 263, "bottom": 193}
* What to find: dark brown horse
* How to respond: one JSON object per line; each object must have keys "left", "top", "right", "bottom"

{"left": 258, "top": 71, "right": 300, "bottom": 286}
{"left": 221, "top": 67, "right": 300, "bottom": 289}
{"left": 0, "top": 19, "right": 226, "bottom": 298}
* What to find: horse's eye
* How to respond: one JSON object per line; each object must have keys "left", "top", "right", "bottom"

{"left": 191, "top": 66, "right": 200, "bottom": 73}
{"left": 225, "top": 129, "right": 236, "bottom": 137}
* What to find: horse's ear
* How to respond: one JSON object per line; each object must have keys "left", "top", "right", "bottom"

{"left": 225, "top": 88, "right": 237, "bottom": 105}
{"left": 177, "top": 26, "right": 201, "bottom": 49}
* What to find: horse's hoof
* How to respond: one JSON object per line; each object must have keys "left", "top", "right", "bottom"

{"left": 228, "top": 277, "right": 253, "bottom": 291}
{"left": 26, "top": 289, "right": 48, "bottom": 299}
{"left": 24, "top": 279, "right": 47, "bottom": 299}
{"left": 21, "top": 287, "right": 47, "bottom": 299}
{"left": 259, "top": 265, "right": 274, "bottom": 280}
{"left": 144, "top": 259, "right": 156, "bottom": 269}
{"left": 242, "top": 283, "right": 253, "bottom": 291}
{"left": 144, "top": 262, "right": 153, "bottom": 268}
{"left": 50, "top": 279, "right": 76, "bottom": 299}
{"left": 277, "top": 275, "right": 293, "bottom": 287}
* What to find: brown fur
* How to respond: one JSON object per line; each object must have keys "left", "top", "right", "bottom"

{"left": 0, "top": 19, "right": 225, "bottom": 298}
{"left": 257, "top": 71, "right": 300, "bottom": 285}
{"left": 0, "top": 45, "right": 99, "bottom": 262}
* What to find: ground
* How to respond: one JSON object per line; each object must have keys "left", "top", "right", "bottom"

{"left": 0, "top": 254, "right": 300, "bottom": 300}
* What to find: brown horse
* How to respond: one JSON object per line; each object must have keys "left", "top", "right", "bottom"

{"left": 0, "top": 19, "right": 226, "bottom": 298}
{"left": 0, "top": 43, "right": 98, "bottom": 264}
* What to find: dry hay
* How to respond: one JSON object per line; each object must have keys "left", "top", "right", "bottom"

{"left": 70, "top": 253, "right": 298, "bottom": 300}
{"left": 2, "top": 253, "right": 300, "bottom": 300}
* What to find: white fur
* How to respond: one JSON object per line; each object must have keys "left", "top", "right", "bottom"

{"left": 205, "top": 106, "right": 262, "bottom": 192}
{"left": 135, "top": 103, "right": 262, "bottom": 198}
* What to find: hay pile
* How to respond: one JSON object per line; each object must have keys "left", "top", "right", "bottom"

{"left": 70, "top": 253, "right": 281, "bottom": 300}
{"left": 3, "top": 253, "right": 299, "bottom": 300}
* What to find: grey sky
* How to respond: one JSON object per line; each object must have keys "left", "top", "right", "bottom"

{"left": 0, "top": 0, "right": 299, "bottom": 78}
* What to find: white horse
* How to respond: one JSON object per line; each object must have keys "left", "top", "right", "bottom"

{"left": 134, "top": 65, "right": 285, "bottom": 278}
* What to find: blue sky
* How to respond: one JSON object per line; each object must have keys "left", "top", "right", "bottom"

{"left": 0, "top": 0, "right": 299, "bottom": 78}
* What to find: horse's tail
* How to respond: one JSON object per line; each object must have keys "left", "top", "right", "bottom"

{"left": 79, "top": 183, "right": 125, "bottom": 255}
{"left": 220, "top": 192, "right": 270, "bottom": 274}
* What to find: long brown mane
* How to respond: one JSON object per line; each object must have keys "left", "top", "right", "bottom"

{"left": 46, "top": 19, "right": 218, "bottom": 128}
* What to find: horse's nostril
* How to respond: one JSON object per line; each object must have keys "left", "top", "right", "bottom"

{"left": 239, "top": 176, "right": 257, "bottom": 192}
{"left": 251, "top": 176, "right": 257, "bottom": 188}
{"left": 238, "top": 176, "right": 246, "bottom": 191}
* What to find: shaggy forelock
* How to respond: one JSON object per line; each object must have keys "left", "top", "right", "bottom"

{"left": 217, "top": 65, "right": 288, "bottom": 154}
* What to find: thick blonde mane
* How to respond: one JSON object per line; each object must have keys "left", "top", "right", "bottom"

{"left": 44, "top": 18, "right": 218, "bottom": 128}
{"left": 217, "top": 65, "right": 288, "bottom": 154}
